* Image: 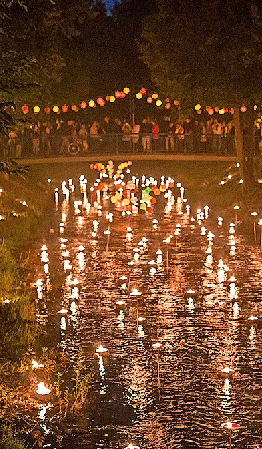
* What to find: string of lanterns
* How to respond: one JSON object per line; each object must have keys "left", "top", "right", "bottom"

{"left": 2, "top": 86, "right": 255, "bottom": 115}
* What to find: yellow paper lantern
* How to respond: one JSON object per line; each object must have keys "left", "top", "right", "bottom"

{"left": 53, "top": 105, "right": 59, "bottom": 113}
{"left": 219, "top": 108, "right": 225, "bottom": 115}
{"left": 156, "top": 100, "right": 162, "bottom": 107}
{"left": 34, "top": 106, "right": 40, "bottom": 113}
{"left": 152, "top": 93, "right": 158, "bottom": 99}
{"left": 124, "top": 87, "right": 130, "bottom": 94}
{"left": 136, "top": 92, "right": 143, "bottom": 99}
{"left": 89, "top": 100, "right": 95, "bottom": 108}
{"left": 110, "top": 96, "right": 116, "bottom": 103}
{"left": 195, "top": 104, "right": 201, "bottom": 111}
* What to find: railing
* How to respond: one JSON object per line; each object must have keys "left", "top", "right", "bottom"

{"left": 0, "top": 133, "right": 240, "bottom": 158}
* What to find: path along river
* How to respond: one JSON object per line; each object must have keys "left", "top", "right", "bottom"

{"left": 24, "top": 170, "right": 262, "bottom": 449}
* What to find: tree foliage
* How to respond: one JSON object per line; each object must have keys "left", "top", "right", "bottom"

{"left": 140, "top": 0, "right": 262, "bottom": 108}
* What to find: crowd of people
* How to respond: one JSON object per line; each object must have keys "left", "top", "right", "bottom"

{"left": 0, "top": 115, "right": 254, "bottom": 157}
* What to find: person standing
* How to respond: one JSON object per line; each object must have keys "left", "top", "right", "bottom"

{"left": 140, "top": 118, "right": 152, "bottom": 152}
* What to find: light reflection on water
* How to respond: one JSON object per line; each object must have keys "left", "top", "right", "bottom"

{"left": 32, "top": 188, "right": 262, "bottom": 449}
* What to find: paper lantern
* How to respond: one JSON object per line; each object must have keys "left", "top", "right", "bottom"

{"left": 109, "top": 96, "right": 115, "bottom": 103}
{"left": 119, "top": 92, "right": 126, "bottom": 99}
{"left": 44, "top": 107, "right": 50, "bottom": 114}
{"left": 195, "top": 104, "right": 201, "bottom": 111}
{"left": 156, "top": 100, "right": 162, "bottom": 107}
{"left": 62, "top": 105, "right": 68, "bottom": 112}
{"left": 71, "top": 105, "right": 78, "bottom": 111}
{"left": 140, "top": 88, "right": 147, "bottom": 95}
{"left": 164, "top": 98, "right": 170, "bottom": 102}
{"left": 34, "top": 106, "right": 40, "bottom": 113}
{"left": 165, "top": 103, "right": 171, "bottom": 109}
{"left": 53, "top": 105, "right": 59, "bottom": 113}
{"left": 106, "top": 96, "right": 111, "bottom": 101}
{"left": 22, "top": 105, "right": 28, "bottom": 114}
{"left": 240, "top": 105, "right": 247, "bottom": 112}
{"left": 174, "top": 100, "right": 180, "bottom": 106}
{"left": 219, "top": 108, "right": 225, "bottom": 114}
{"left": 123, "top": 87, "right": 130, "bottom": 94}
{"left": 80, "top": 101, "right": 87, "bottom": 109}
{"left": 230, "top": 108, "right": 235, "bottom": 114}
{"left": 89, "top": 100, "right": 95, "bottom": 108}
{"left": 152, "top": 93, "right": 158, "bottom": 99}
{"left": 115, "top": 91, "right": 121, "bottom": 98}
{"left": 136, "top": 92, "right": 142, "bottom": 99}
{"left": 97, "top": 97, "right": 104, "bottom": 105}
{"left": 254, "top": 105, "right": 258, "bottom": 110}
{"left": 207, "top": 108, "right": 214, "bottom": 115}
{"left": 197, "top": 109, "right": 202, "bottom": 114}
{"left": 215, "top": 106, "right": 219, "bottom": 112}
{"left": 147, "top": 97, "right": 153, "bottom": 104}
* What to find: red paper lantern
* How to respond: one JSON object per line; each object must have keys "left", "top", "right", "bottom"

{"left": 165, "top": 103, "right": 171, "bottom": 109}
{"left": 140, "top": 88, "right": 147, "bottom": 95}
{"left": 115, "top": 91, "right": 121, "bottom": 98}
{"left": 80, "top": 101, "right": 87, "bottom": 109}
{"left": 207, "top": 108, "right": 214, "bottom": 115}
{"left": 147, "top": 97, "right": 153, "bottom": 104}
{"left": 240, "top": 105, "right": 247, "bottom": 112}
{"left": 97, "top": 97, "right": 105, "bottom": 106}
{"left": 62, "top": 105, "right": 68, "bottom": 113}
{"left": 119, "top": 92, "right": 126, "bottom": 98}
{"left": 22, "top": 105, "right": 29, "bottom": 114}
{"left": 44, "top": 107, "right": 50, "bottom": 114}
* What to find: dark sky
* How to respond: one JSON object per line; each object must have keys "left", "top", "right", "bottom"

{"left": 103, "top": 0, "right": 117, "bottom": 14}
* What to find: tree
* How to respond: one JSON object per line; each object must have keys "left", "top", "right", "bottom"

{"left": 140, "top": 0, "right": 262, "bottom": 188}
{"left": 0, "top": 0, "right": 97, "bottom": 133}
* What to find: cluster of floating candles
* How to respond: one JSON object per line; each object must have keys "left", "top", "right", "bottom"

{"left": 30, "top": 166, "right": 262, "bottom": 447}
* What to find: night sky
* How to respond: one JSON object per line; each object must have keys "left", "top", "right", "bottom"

{"left": 104, "top": 0, "right": 117, "bottom": 14}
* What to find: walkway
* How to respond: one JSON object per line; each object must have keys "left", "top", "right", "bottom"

{"left": 17, "top": 153, "right": 237, "bottom": 164}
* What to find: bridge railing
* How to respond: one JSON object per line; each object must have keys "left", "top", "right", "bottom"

{"left": 0, "top": 133, "right": 240, "bottom": 158}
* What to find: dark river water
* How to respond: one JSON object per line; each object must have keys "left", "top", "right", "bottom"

{"left": 27, "top": 171, "right": 262, "bottom": 449}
